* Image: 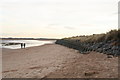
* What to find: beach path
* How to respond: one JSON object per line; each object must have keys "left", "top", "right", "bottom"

{"left": 2, "top": 44, "right": 118, "bottom": 78}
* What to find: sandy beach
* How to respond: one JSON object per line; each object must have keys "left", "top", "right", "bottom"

{"left": 2, "top": 43, "right": 118, "bottom": 78}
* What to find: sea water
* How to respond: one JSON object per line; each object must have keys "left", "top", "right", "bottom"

{"left": 0, "top": 40, "right": 55, "bottom": 49}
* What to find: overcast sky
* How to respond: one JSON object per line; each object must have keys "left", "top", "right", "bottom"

{"left": 0, "top": 0, "right": 119, "bottom": 38}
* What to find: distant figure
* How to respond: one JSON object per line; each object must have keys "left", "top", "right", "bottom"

{"left": 21, "top": 43, "right": 23, "bottom": 49}
{"left": 23, "top": 43, "right": 26, "bottom": 48}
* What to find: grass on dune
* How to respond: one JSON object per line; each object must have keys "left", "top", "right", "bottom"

{"left": 63, "top": 29, "right": 120, "bottom": 44}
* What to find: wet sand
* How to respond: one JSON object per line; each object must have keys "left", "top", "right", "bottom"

{"left": 2, "top": 44, "right": 118, "bottom": 78}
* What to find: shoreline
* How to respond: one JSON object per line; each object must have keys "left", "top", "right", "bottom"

{"left": 2, "top": 44, "right": 118, "bottom": 78}
{"left": 1, "top": 38, "right": 58, "bottom": 41}
{"left": 1, "top": 39, "right": 56, "bottom": 49}
{"left": 1, "top": 43, "right": 54, "bottom": 50}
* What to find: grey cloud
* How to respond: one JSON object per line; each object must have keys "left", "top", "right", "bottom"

{"left": 64, "top": 26, "right": 75, "bottom": 30}
{"left": 112, "top": 12, "right": 120, "bottom": 15}
{"left": 45, "top": 24, "right": 58, "bottom": 29}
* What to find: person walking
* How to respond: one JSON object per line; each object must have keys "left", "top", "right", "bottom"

{"left": 23, "top": 43, "right": 26, "bottom": 48}
{"left": 21, "top": 43, "right": 23, "bottom": 49}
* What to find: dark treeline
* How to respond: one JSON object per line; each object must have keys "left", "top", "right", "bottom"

{"left": 56, "top": 29, "right": 120, "bottom": 56}
{"left": 1, "top": 38, "right": 58, "bottom": 40}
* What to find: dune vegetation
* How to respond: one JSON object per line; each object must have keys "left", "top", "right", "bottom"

{"left": 56, "top": 29, "right": 120, "bottom": 56}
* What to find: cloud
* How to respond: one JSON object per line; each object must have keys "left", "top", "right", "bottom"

{"left": 45, "top": 24, "right": 61, "bottom": 29}
{"left": 112, "top": 12, "right": 119, "bottom": 15}
{"left": 79, "top": 24, "right": 94, "bottom": 26}
{"left": 64, "top": 26, "right": 75, "bottom": 30}
{"left": 45, "top": 24, "right": 75, "bottom": 30}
